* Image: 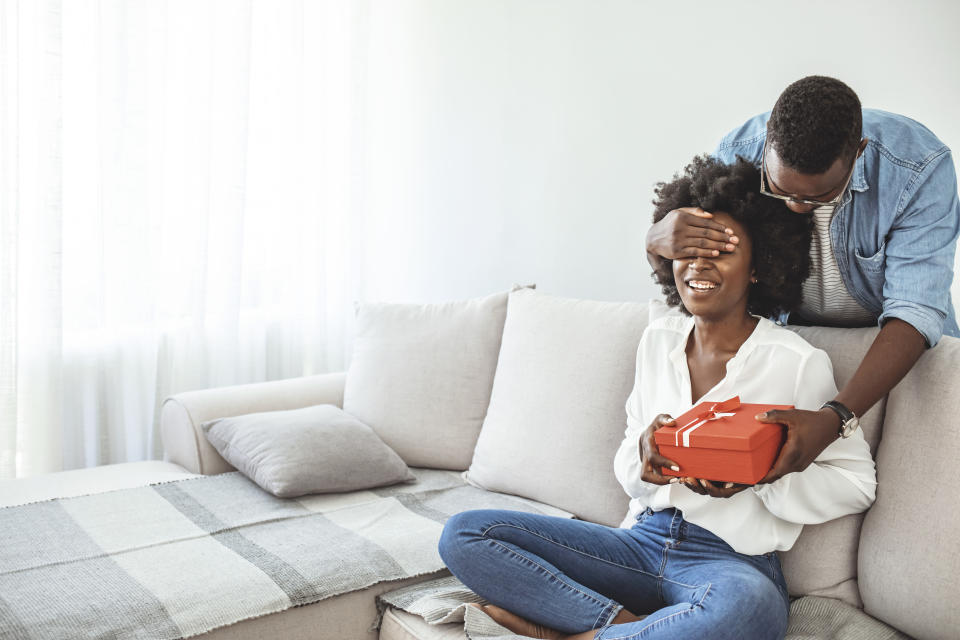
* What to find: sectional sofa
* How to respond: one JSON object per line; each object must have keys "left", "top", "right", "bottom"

{"left": 2, "top": 287, "right": 957, "bottom": 639}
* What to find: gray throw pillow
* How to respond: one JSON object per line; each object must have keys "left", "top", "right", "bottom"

{"left": 201, "top": 404, "right": 415, "bottom": 498}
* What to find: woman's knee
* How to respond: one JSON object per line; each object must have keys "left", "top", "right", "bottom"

{"left": 712, "top": 577, "right": 788, "bottom": 639}
{"left": 437, "top": 509, "right": 498, "bottom": 568}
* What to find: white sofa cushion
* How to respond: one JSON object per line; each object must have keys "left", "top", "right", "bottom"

{"left": 202, "top": 404, "right": 416, "bottom": 498}
{"left": 857, "top": 335, "right": 960, "bottom": 640}
{"left": 777, "top": 325, "right": 884, "bottom": 608}
{"left": 380, "top": 607, "right": 467, "bottom": 640}
{"left": 343, "top": 289, "right": 519, "bottom": 470}
{"left": 196, "top": 572, "right": 452, "bottom": 640}
{"left": 466, "top": 288, "right": 649, "bottom": 527}
{"left": 377, "top": 594, "right": 910, "bottom": 640}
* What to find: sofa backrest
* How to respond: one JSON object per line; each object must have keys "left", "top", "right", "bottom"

{"left": 857, "top": 334, "right": 960, "bottom": 640}
{"left": 465, "top": 289, "right": 650, "bottom": 527}
{"left": 343, "top": 290, "right": 513, "bottom": 470}
{"left": 780, "top": 325, "right": 884, "bottom": 608}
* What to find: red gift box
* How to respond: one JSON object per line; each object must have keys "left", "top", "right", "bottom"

{"left": 654, "top": 396, "right": 791, "bottom": 485}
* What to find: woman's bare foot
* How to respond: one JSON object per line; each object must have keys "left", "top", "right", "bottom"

{"left": 467, "top": 603, "right": 565, "bottom": 640}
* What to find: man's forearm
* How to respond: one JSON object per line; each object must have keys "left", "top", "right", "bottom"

{"left": 834, "top": 318, "right": 927, "bottom": 418}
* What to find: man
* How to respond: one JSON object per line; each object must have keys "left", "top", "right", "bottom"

{"left": 645, "top": 75, "right": 960, "bottom": 484}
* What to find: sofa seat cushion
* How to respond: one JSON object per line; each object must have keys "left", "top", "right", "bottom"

{"left": 376, "top": 575, "right": 910, "bottom": 640}
{"left": 381, "top": 608, "right": 467, "bottom": 640}
{"left": 379, "top": 600, "right": 909, "bottom": 640}
{"left": 195, "top": 571, "right": 453, "bottom": 640}
{"left": 786, "top": 596, "right": 910, "bottom": 640}
{"left": 0, "top": 460, "right": 198, "bottom": 508}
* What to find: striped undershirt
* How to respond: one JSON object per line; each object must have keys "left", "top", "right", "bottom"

{"left": 795, "top": 205, "right": 877, "bottom": 327}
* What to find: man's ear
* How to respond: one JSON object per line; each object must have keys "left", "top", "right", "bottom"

{"left": 857, "top": 137, "right": 869, "bottom": 157}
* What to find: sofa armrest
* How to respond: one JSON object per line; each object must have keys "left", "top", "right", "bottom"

{"left": 160, "top": 371, "right": 348, "bottom": 475}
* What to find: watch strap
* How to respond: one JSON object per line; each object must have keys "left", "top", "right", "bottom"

{"left": 821, "top": 401, "right": 857, "bottom": 437}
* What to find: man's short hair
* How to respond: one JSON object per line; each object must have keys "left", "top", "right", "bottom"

{"left": 651, "top": 155, "right": 811, "bottom": 319}
{"left": 767, "top": 76, "right": 862, "bottom": 174}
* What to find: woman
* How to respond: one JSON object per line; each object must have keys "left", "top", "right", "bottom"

{"left": 437, "top": 156, "right": 877, "bottom": 640}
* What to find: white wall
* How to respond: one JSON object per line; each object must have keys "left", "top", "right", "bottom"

{"left": 358, "top": 0, "right": 960, "bottom": 311}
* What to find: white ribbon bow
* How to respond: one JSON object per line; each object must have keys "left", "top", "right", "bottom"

{"left": 674, "top": 412, "right": 736, "bottom": 447}
{"left": 671, "top": 396, "right": 742, "bottom": 448}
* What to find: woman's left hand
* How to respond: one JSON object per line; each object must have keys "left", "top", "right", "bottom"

{"left": 679, "top": 477, "right": 751, "bottom": 498}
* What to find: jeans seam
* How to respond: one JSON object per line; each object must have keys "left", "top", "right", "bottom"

{"left": 660, "top": 575, "right": 701, "bottom": 590}
{"left": 481, "top": 523, "right": 660, "bottom": 580}
{"left": 766, "top": 554, "right": 789, "bottom": 604}
{"left": 602, "top": 582, "right": 712, "bottom": 640}
{"left": 656, "top": 537, "right": 670, "bottom": 601}
{"left": 594, "top": 601, "right": 621, "bottom": 631}
{"left": 482, "top": 536, "right": 613, "bottom": 610}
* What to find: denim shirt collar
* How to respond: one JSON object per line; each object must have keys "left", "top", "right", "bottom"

{"left": 850, "top": 151, "right": 869, "bottom": 193}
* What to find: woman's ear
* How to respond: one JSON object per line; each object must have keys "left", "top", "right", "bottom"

{"left": 750, "top": 269, "right": 758, "bottom": 284}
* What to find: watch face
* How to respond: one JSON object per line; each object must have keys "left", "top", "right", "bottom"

{"left": 841, "top": 417, "right": 859, "bottom": 438}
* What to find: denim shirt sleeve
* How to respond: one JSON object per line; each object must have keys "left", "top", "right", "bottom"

{"left": 712, "top": 131, "right": 764, "bottom": 167}
{"left": 879, "top": 150, "right": 960, "bottom": 347}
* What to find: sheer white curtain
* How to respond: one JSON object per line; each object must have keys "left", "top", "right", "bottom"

{"left": 0, "top": 0, "right": 368, "bottom": 479}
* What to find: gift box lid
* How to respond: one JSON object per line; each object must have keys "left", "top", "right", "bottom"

{"left": 654, "top": 396, "right": 793, "bottom": 451}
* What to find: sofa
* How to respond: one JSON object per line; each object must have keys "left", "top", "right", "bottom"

{"left": 3, "top": 287, "right": 957, "bottom": 640}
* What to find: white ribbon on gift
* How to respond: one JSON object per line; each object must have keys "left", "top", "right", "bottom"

{"left": 672, "top": 397, "right": 742, "bottom": 447}
{"left": 674, "top": 412, "right": 737, "bottom": 447}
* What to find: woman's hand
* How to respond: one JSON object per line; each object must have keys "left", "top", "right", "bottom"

{"left": 640, "top": 415, "right": 751, "bottom": 497}
{"left": 639, "top": 415, "right": 682, "bottom": 485}
{"left": 678, "top": 477, "right": 751, "bottom": 499}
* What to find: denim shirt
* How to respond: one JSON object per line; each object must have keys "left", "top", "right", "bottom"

{"left": 713, "top": 109, "right": 960, "bottom": 347}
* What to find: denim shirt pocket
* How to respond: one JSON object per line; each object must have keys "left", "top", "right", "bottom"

{"left": 853, "top": 239, "right": 887, "bottom": 275}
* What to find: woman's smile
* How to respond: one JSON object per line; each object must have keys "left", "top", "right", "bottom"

{"left": 685, "top": 279, "right": 720, "bottom": 293}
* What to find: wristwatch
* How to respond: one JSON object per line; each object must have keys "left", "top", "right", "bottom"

{"left": 820, "top": 401, "right": 860, "bottom": 438}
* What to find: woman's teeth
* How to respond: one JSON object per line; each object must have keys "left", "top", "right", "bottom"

{"left": 687, "top": 280, "right": 717, "bottom": 290}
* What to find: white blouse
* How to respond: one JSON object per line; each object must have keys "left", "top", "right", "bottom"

{"left": 614, "top": 302, "right": 877, "bottom": 556}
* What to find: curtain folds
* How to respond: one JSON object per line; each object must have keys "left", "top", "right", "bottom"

{"left": 0, "top": 0, "right": 369, "bottom": 479}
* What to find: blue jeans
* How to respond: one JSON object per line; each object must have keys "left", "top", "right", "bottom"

{"left": 437, "top": 507, "right": 789, "bottom": 639}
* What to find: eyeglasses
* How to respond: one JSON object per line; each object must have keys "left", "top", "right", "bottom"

{"left": 759, "top": 140, "right": 855, "bottom": 207}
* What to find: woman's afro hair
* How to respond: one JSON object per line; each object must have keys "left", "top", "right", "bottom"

{"left": 652, "top": 155, "right": 811, "bottom": 319}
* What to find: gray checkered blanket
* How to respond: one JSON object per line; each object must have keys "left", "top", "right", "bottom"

{"left": 0, "top": 468, "right": 573, "bottom": 640}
